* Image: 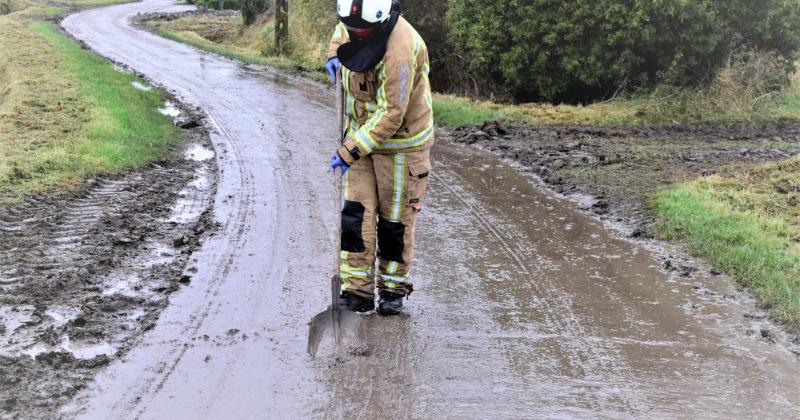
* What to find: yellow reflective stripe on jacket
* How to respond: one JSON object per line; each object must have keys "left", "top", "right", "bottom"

{"left": 380, "top": 124, "right": 434, "bottom": 150}
{"left": 351, "top": 62, "right": 389, "bottom": 154}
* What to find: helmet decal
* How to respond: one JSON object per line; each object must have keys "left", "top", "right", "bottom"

{"left": 338, "top": 0, "right": 391, "bottom": 27}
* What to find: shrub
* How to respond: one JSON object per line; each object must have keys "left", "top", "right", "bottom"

{"left": 401, "top": 0, "right": 475, "bottom": 96}
{"left": 241, "top": 0, "right": 269, "bottom": 25}
{"left": 0, "top": 0, "right": 13, "bottom": 15}
{"left": 447, "top": 0, "right": 800, "bottom": 103}
{"left": 639, "top": 49, "right": 791, "bottom": 123}
{"left": 703, "top": 49, "right": 790, "bottom": 118}
{"left": 287, "top": 0, "right": 336, "bottom": 62}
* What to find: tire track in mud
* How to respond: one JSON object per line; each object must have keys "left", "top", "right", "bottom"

{"left": 2, "top": 176, "right": 152, "bottom": 285}
{"left": 142, "top": 106, "right": 253, "bottom": 402}
{"left": 0, "top": 122, "right": 216, "bottom": 418}
{"left": 432, "top": 166, "right": 644, "bottom": 414}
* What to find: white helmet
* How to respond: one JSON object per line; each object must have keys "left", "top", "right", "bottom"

{"left": 337, "top": 0, "right": 393, "bottom": 29}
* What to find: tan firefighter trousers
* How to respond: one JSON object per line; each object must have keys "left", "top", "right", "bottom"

{"left": 339, "top": 148, "right": 432, "bottom": 298}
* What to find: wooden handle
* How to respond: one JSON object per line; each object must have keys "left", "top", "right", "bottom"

{"left": 332, "top": 69, "right": 345, "bottom": 299}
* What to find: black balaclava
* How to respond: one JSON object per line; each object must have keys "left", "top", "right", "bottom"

{"left": 337, "top": 2, "right": 401, "bottom": 73}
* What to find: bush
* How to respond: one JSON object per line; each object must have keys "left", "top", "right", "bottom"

{"left": 703, "top": 49, "right": 790, "bottom": 118}
{"left": 0, "top": 0, "right": 13, "bottom": 15}
{"left": 401, "top": 0, "right": 475, "bottom": 96}
{"left": 640, "top": 49, "right": 791, "bottom": 123}
{"left": 241, "top": 0, "right": 269, "bottom": 25}
{"left": 447, "top": 0, "right": 800, "bottom": 103}
{"left": 287, "top": 0, "right": 336, "bottom": 62}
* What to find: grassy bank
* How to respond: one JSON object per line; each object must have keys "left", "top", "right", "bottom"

{"left": 654, "top": 159, "right": 800, "bottom": 328}
{"left": 0, "top": 0, "right": 181, "bottom": 204}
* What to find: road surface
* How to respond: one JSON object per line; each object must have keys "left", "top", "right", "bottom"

{"left": 61, "top": 1, "right": 800, "bottom": 418}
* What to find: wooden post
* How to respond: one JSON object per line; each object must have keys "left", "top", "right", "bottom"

{"left": 274, "top": 0, "right": 288, "bottom": 54}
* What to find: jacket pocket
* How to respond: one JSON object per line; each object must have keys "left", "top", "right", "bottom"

{"left": 406, "top": 153, "right": 431, "bottom": 213}
{"left": 349, "top": 70, "right": 377, "bottom": 103}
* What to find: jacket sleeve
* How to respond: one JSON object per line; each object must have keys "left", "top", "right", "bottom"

{"left": 338, "top": 34, "right": 415, "bottom": 164}
{"left": 328, "top": 23, "right": 349, "bottom": 60}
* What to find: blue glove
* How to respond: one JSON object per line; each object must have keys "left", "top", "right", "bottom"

{"left": 326, "top": 58, "right": 341, "bottom": 84}
{"left": 330, "top": 154, "right": 349, "bottom": 175}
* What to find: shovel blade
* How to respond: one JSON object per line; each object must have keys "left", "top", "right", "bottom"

{"left": 307, "top": 309, "right": 330, "bottom": 357}
{"left": 307, "top": 275, "right": 344, "bottom": 357}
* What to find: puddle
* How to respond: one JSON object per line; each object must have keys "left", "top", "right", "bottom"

{"left": 186, "top": 143, "right": 215, "bottom": 161}
{"left": 168, "top": 165, "right": 213, "bottom": 224}
{"left": 44, "top": 307, "right": 80, "bottom": 327}
{"left": 102, "top": 274, "right": 141, "bottom": 297}
{"left": 143, "top": 243, "right": 178, "bottom": 268}
{"left": 126, "top": 308, "right": 146, "bottom": 321}
{"left": 63, "top": 337, "right": 116, "bottom": 359}
{"left": 99, "top": 244, "right": 178, "bottom": 297}
{"left": 0, "top": 305, "right": 37, "bottom": 336}
{"left": 131, "top": 81, "right": 153, "bottom": 91}
{"left": 23, "top": 337, "right": 115, "bottom": 360}
{"left": 158, "top": 100, "right": 181, "bottom": 117}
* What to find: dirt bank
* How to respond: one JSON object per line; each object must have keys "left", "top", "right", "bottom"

{"left": 450, "top": 121, "right": 800, "bottom": 236}
{"left": 0, "top": 103, "right": 216, "bottom": 419}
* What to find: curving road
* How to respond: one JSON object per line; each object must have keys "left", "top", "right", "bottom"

{"left": 61, "top": 1, "right": 800, "bottom": 418}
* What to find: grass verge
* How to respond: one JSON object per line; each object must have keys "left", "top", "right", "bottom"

{"left": 0, "top": 2, "right": 181, "bottom": 203}
{"left": 653, "top": 158, "right": 800, "bottom": 328}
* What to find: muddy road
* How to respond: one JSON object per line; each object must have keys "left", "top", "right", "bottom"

{"left": 51, "top": 0, "right": 800, "bottom": 418}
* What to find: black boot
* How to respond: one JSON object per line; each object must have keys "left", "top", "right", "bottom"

{"left": 339, "top": 291, "right": 375, "bottom": 313}
{"left": 377, "top": 291, "right": 404, "bottom": 316}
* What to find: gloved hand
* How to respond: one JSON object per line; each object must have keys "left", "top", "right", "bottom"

{"left": 330, "top": 153, "right": 349, "bottom": 175}
{"left": 326, "top": 58, "right": 341, "bottom": 85}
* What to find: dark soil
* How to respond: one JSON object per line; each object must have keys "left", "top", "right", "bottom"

{"left": 449, "top": 121, "right": 800, "bottom": 236}
{"left": 0, "top": 111, "right": 216, "bottom": 419}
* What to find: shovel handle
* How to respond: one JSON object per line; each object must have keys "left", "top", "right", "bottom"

{"left": 331, "top": 68, "right": 346, "bottom": 302}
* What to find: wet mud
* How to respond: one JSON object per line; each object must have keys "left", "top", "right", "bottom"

{"left": 0, "top": 103, "right": 216, "bottom": 418}
{"left": 44, "top": 0, "right": 800, "bottom": 418}
{"left": 451, "top": 121, "right": 800, "bottom": 235}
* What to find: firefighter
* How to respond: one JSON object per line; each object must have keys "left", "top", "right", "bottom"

{"left": 326, "top": 0, "right": 434, "bottom": 315}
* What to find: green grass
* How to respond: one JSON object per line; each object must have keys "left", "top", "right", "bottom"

{"left": 653, "top": 159, "right": 800, "bottom": 328}
{"left": 0, "top": 16, "right": 181, "bottom": 202}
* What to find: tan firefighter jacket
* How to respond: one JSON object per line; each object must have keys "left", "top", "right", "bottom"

{"left": 329, "top": 17, "right": 434, "bottom": 165}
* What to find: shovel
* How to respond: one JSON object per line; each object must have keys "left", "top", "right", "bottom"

{"left": 307, "top": 70, "right": 352, "bottom": 357}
